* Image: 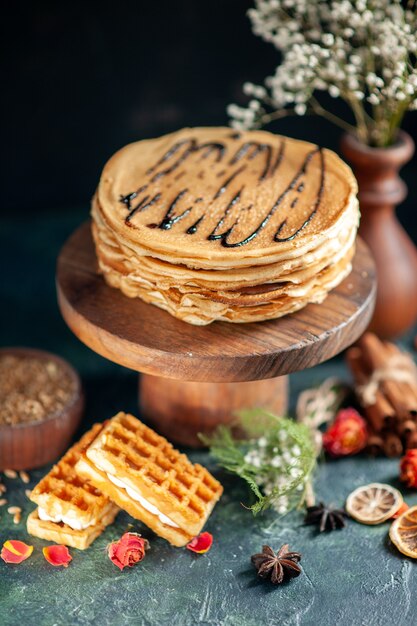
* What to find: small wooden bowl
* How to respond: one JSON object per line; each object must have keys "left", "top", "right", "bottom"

{"left": 0, "top": 347, "right": 84, "bottom": 471}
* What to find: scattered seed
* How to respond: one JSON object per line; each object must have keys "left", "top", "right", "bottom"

{"left": 25, "top": 489, "right": 32, "bottom": 498}
{"left": 13, "top": 513, "right": 21, "bottom": 524}
{"left": 7, "top": 506, "right": 21, "bottom": 515}
{"left": 19, "top": 471, "right": 30, "bottom": 484}
{"left": 0, "top": 484, "right": 6, "bottom": 494}
{"left": 0, "top": 499, "right": 7, "bottom": 506}
{"left": 4, "top": 469, "right": 17, "bottom": 479}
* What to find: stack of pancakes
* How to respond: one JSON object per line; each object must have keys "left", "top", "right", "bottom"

{"left": 92, "top": 127, "right": 359, "bottom": 325}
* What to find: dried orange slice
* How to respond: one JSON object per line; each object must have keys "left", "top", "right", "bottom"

{"left": 390, "top": 505, "right": 417, "bottom": 558}
{"left": 346, "top": 483, "right": 403, "bottom": 525}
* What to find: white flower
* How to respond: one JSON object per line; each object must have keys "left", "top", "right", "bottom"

{"left": 273, "top": 495, "right": 289, "bottom": 515}
{"left": 229, "top": 0, "right": 417, "bottom": 146}
{"left": 249, "top": 99, "right": 261, "bottom": 111}
{"left": 322, "top": 33, "right": 334, "bottom": 46}
{"left": 282, "top": 450, "right": 294, "bottom": 464}
{"left": 243, "top": 82, "right": 255, "bottom": 95}
{"left": 278, "top": 430, "right": 288, "bottom": 442}
{"left": 276, "top": 503, "right": 288, "bottom": 514}
{"left": 258, "top": 436, "right": 267, "bottom": 448}
{"left": 291, "top": 445, "right": 301, "bottom": 457}
{"left": 350, "top": 54, "right": 362, "bottom": 66}
{"left": 367, "top": 93, "right": 380, "bottom": 105}
{"left": 294, "top": 103, "right": 307, "bottom": 115}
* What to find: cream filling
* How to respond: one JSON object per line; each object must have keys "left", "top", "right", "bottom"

{"left": 106, "top": 473, "right": 180, "bottom": 528}
{"left": 38, "top": 507, "right": 93, "bottom": 531}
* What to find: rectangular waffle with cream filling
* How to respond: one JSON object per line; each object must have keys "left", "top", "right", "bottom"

{"left": 28, "top": 424, "right": 120, "bottom": 550}
{"left": 75, "top": 412, "right": 223, "bottom": 547}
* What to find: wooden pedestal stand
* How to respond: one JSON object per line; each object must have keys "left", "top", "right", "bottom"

{"left": 57, "top": 223, "right": 376, "bottom": 447}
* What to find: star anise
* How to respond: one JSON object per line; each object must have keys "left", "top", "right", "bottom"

{"left": 251, "top": 544, "right": 302, "bottom": 585}
{"left": 304, "top": 502, "right": 347, "bottom": 532}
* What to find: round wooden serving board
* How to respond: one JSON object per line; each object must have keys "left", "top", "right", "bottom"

{"left": 57, "top": 222, "right": 376, "bottom": 383}
{"left": 57, "top": 222, "right": 375, "bottom": 445}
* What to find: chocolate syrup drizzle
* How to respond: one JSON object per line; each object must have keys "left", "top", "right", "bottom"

{"left": 274, "top": 148, "right": 325, "bottom": 243}
{"left": 118, "top": 135, "right": 325, "bottom": 247}
{"left": 208, "top": 188, "right": 243, "bottom": 241}
{"left": 147, "top": 139, "right": 226, "bottom": 183}
{"left": 218, "top": 147, "right": 324, "bottom": 248}
{"left": 186, "top": 215, "right": 205, "bottom": 235}
{"left": 212, "top": 165, "right": 246, "bottom": 200}
{"left": 125, "top": 193, "right": 161, "bottom": 224}
{"left": 158, "top": 189, "right": 190, "bottom": 230}
{"left": 120, "top": 185, "right": 148, "bottom": 211}
{"left": 229, "top": 142, "right": 274, "bottom": 181}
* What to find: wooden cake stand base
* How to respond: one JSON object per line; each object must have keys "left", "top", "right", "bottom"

{"left": 57, "top": 223, "right": 376, "bottom": 446}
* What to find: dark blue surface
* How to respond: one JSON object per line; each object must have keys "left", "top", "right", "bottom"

{"left": 1, "top": 210, "right": 416, "bottom": 626}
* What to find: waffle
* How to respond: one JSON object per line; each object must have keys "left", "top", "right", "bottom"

{"left": 27, "top": 506, "right": 118, "bottom": 551}
{"left": 92, "top": 126, "right": 359, "bottom": 324}
{"left": 28, "top": 424, "right": 120, "bottom": 549}
{"left": 75, "top": 412, "right": 223, "bottom": 547}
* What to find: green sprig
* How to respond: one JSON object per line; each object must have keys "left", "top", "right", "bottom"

{"left": 201, "top": 410, "right": 317, "bottom": 515}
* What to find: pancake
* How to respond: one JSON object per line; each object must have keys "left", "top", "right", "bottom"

{"left": 92, "top": 127, "right": 359, "bottom": 325}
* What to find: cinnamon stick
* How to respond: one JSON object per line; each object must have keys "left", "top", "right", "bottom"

{"left": 405, "top": 430, "right": 417, "bottom": 450}
{"left": 358, "top": 334, "right": 417, "bottom": 417}
{"left": 383, "top": 341, "right": 417, "bottom": 411}
{"left": 346, "top": 347, "right": 395, "bottom": 432}
{"left": 396, "top": 419, "right": 417, "bottom": 438}
{"left": 346, "top": 332, "right": 417, "bottom": 457}
{"left": 366, "top": 434, "right": 384, "bottom": 456}
{"left": 382, "top": 432, "right": 404, "bottom": 458}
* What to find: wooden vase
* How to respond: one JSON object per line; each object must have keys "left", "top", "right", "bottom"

{"left": 341, "top": 131, "right": 417, "bottom": 339}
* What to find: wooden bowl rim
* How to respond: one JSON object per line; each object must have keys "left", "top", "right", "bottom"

{"left": 0, "top": 346, "right": 83, "bottom": 432}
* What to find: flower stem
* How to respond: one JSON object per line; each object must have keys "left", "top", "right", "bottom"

{"left": 309, "top": 98, "right": 358, "bottom": 136}
{"left": 258, "top": 108, "right": 298, "bottom": 125}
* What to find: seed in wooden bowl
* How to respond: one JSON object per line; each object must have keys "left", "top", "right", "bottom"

{"left": 0, "top": 499, "right": 7, "bottom": 506}
{"left": 0, "top": 354, "right": 76, "bottom": 426}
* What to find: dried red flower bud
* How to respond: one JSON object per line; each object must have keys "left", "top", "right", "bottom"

{"left": 1, "top": 540, "right": 33, "bottom": 564}
{"left": 43, "top": 545, "right": 72, "bottom": 567}
{"left": 186, "top": 532, "right": 213, "bottom": 554}
{"left": 400, "top": 449, "right": 417, "bottom": 488}
{"left": 323, "top": 408, "right": 367, "bottom": 457}
{"left": 108, "top": 532, "right": 149, "bottom": 571}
